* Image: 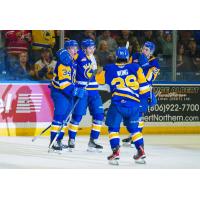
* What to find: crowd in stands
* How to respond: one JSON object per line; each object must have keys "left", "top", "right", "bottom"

{"left": 0, "top": 30, "right": 199, "bottom": 82}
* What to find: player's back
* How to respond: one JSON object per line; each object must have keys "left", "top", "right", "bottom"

{"left": 104, "top": 62, "right": 141, "bottom": 105}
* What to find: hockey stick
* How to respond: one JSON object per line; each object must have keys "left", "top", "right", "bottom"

{"left": 48, "top": 70, "right": 97, "bottom": 152}
{"left": 32, "top": 125, "right": 51, "bottom": 142}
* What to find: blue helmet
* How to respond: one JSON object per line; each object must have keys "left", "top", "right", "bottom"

{"left": 81, "top": 39, "right": 95, "bottom": 49}
{"left": 116, "top": 47, "right": 129, "bottom": 60}
{"left": 64, "top": 40, "right": 79, "bottom": 49}
{"left": 56, "top": 49, "right": 72, "bottom": 66}
{"left": 143, "top": 41, "right": 155, "bottom": 54}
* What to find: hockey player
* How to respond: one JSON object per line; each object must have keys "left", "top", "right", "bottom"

{"left": 96, "top": 47, "right": 151, "bottom": 165}
{"left": 66, "top": 39, "right": 104, "bottom": 152}
{"left": 122, "top": 41, "right": 160, "bottom": 146}
{"left": 49, "top": 40, "right": 86, "bottom": 152}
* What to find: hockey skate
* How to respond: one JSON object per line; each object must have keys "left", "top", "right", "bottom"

{"left": 48, "top": 140, "right": 62, "bottom": 154}
{"left": 130, "top": 141, "right": 135, "bottom": 148}
{"left": 133, "top": 146, "right": 146, "bottom": 164}
{"left": 107, "top": 147, "right": 120, "bottom": 165}
{"left": 122, "top": 136, "right": 131, "bottom": 146}
{"left": 67, "top": 138, "right": 75, "bottom": 152}
{"left": 87, "top": 138, "right": 103, "bottom": 152}
{"left": 61, "top": 142, "right": 69, "bottom": 152}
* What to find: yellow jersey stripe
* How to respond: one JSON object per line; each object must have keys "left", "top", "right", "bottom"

{"left": 137, "top": 68, "right": 147, "bottom": 84}
{"left": 112, "top": 92, "right": 140, "bottom": 102}
{"left": 109, "top": 132, "right": 120, "bottom": 140}
{"left": 68, "top": 124, "right": 79, "bottom": 132}
{"left": 132, "top": 132, "right": 143, "bottom": 142}
{"left": 139, "top": 121, "right": 144, "bottom": 128}
{"left": 139, "top": 87, "right": 150, "bottom": 94}
{"left": 92, "top": 124, "right": 102, "bottom": 131}
{"left": 86, "top": 88, "right": 98, "bottom": 90}
{"left": 59, "top": 82, "right": 71, "bottom": 89}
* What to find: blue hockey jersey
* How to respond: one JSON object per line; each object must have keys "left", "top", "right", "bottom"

{"left": 97, "top": 62, "right": 150, "bottom": 106}
{"left": 74, "top": 50, "right": 98, "bottom": 91}
{"left": 130, "top": 53, "right": 160, "bottom": 85}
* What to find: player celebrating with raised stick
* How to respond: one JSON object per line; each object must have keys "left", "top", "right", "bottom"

{"left": 122, "top": 41, "right": 160, "bottom": 146}
{"left": 97, "top": 47, "right": 151, "bottom": 165}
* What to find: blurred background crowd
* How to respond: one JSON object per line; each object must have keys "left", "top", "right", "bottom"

{"left": 0, "top": 30, "right": 200, "bottom": 82}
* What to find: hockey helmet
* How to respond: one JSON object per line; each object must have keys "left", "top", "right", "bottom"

{"left": 81, "top": 39, "right": 95, "bottom": 49}
{"left": 143, "top": 41, "right": 155, "bottom": 54}
{"left": 64, "top": 40, "right": 79, "bottom": 49}
{"left": 116, "top": 47, "right": 129, "bottom": 60}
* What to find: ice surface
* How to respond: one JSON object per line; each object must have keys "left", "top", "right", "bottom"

{"left": 0, "top": 135, "right": 200, "bottom": 169}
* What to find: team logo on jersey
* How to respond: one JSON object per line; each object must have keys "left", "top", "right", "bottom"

{"left": 83, "top": 64, "right": 93, "bottom": 79}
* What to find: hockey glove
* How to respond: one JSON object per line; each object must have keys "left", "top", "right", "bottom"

{"left": 73, "top": 87, "right": 87, "bottom": 99}
{"left": 138, "top": 53, "right": 149, "bottom": 68}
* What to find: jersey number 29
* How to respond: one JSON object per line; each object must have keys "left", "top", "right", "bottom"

{"left": 111, "top": 75, "right": 139, "bottom": 90}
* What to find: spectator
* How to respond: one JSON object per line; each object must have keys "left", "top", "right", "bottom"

{"left": 176, "top": 44, "right": 190, "bottom": 72}
{"left": 70, "top": 30, "right": 96, "bottom": 44}
{"left": 154, "top": 31, "right": 165, "bottom": 55}
{"left": 34, "top": 48, "right": 57, "bottom": 80}
{"left": 3, "top": 30, "right": 32, "bottom": 70}
{"left": 13, "top": 51, "right": 34, "bottom": 80}
{"left": 161, "top": 31, "right": 173, "bottom": 57}
{"left": 96, "top": 40, "right": 115, "bottom": 66}
{"left": 156, "top": 31, "right": 173, "bottom": 68}
{"left": 116, "top": 30, "right": 140, "bottom": 53}
{"left": 97, "top": 30, "right": 118, "bottom": 54}
{"left": 18, "top": 51, "right": 34, "bottom": 78}
{"left": 193, "top": 30, "right": 200, "bottom": 50}
{"left": 178, "top": 30, "right": 193, "bottom": 50}
{"left": 31, "top": 30, "right": 56, "bottom": 62}
{"left": 8, "top": 51, "right": 34, "bottom": 80}
{"left": 109, "top": 30, "right": 121, "bottom": 40}
{"left": 184, "top": 39, "right": 200, "bottom": 72}
{"left": 138, "top": 30, "right": 157, "bottom": 47}
{"left": 52, "top": 30, "right": 62, "bottom": 56}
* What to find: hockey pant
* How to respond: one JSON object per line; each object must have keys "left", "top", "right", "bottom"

{"left": 105, "top": 102, "right": 144, "bottom": 151}
{"left": 68, "top": 92, "right": 104, "bottom": 140}
{"left": 50, "top": 88, "right": 74, "bottom": 142}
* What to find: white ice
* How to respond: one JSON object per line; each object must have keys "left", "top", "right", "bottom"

{"left": 0, "top": 135, "right": 200, "bottom": 169}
